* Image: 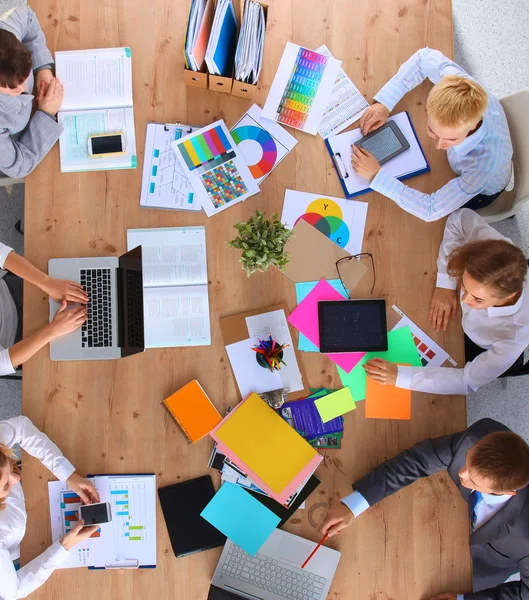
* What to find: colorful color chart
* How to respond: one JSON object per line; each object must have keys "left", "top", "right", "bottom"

{"left": 277, "top": 48, "right": 328, "bottom": 129}
{"left": 201, "top": 160, "right": 248, "bottom": 208}
{"left": 231, "top": 125, "right": 278, "bottom": 179}
{"left": 177, "top": 125, "right": 236, "bottom": 173}
{"left": 294, "top": 198, "right": 350, "bottom": 249}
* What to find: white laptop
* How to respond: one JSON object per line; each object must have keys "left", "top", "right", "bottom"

{"left": 48, "top": 246, "right": 145, "bottom": 361}
{"left": 208, "top": 529, "right": 341, "bottom": 600}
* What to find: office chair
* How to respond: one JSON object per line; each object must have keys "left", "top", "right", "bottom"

{"left": 477, "top": 88, "right": 529, "bottom": 223}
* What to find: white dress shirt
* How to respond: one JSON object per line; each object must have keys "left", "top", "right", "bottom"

{"left": 396, "top": 209, "right": 529, "bottom": 395}
{"left": 341, "top": 488, "right": 512, "bottom": 600}
{"left": 0, "top": 416, "right": 75, "bottom": 600}
{"left": 369, "top": 48, "right": 512, "bottom": 222}
{"left": 0, "top": 241, "right": 17, "bottom": 377}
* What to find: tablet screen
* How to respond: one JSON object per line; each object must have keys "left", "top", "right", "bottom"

{"left": 355, "top": 121, "right": 410, "bottom": 165}
{"left": 318, "top": 300, "right": 388, "bottom": 353}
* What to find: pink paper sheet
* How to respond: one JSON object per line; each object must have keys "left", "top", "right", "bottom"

{"left": 287, "top": 279, "right": 364, "bottom": 373}
{"left": 209, "top": 397, "right": 322, "bottom": 505}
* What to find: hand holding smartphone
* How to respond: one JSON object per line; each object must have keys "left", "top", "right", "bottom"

{"left": 79, "top": 501, "right": 113, "bottom": 525}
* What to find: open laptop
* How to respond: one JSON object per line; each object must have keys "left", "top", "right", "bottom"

{"left": 48, "top": 246, "right": 145, "bottom": 361}
{"left": 208, "top": 529, "right": 341, "bottom": 600}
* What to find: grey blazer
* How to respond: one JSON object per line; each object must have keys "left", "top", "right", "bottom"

{"left": 0, "top": 3, "right": 62, "bottom": 178}
{"left": 354, "top": 418, "right": 529, "bottom": 600}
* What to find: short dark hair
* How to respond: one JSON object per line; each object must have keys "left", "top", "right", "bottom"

{"left": 469, "top": 431, "right": 529, "bottom": 491}
{"left": 0, "top": 30, "right": 32, "bottom": 89}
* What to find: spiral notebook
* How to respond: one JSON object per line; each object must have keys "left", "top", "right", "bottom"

{"left": 163, "top": 380, "right": 222, "bottom": 443}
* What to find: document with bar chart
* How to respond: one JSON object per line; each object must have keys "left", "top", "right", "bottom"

{"left": 172, "top": 119, "right": 260, "bottom": 217}
{"left": 48, "top": 474, "right": 157, "bottom": 569}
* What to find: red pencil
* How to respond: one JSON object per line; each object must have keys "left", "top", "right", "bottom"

{"left": 301, "top": 533, "right": 329, "bottom": 569}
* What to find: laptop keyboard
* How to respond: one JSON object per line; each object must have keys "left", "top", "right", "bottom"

{"left": 80, "top": 268, "right": 113, "bottom": 348}
{"left": 222, "top": 544, "right": 327, "bottom": 600}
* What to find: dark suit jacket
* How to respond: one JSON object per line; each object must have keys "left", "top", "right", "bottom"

{"left": 353, "top": 418, "right": 529, "bottom": 600}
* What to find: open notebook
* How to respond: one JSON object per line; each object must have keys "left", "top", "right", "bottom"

{"left": 56, "top": 47, "right": 137, "bottom": 172}
{"left": 127, "top": 227, "right": 211, "bottom": 348}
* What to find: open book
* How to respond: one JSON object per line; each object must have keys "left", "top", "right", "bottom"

{"left": 127, "top": 227, "right": 211, "bottom": 348}
{"left": 55, "top": 47, "right": 137, "bottom": 172}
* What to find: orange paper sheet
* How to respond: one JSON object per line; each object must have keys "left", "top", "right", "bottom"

{"left": 365, "top": 365, "right": 411, "bottom": 420}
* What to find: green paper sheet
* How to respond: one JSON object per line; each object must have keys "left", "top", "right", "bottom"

{"left": 314, "top": 387, "right": 356, "bottom": 422}
{"left": 338, "top": 326, "right": 422, "bottom": 401}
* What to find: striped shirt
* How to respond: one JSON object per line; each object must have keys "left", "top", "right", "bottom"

{"left": 370, "top": 48, "right": 513, "bottom": 222}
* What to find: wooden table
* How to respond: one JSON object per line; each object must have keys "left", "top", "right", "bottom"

{"left": 21, "top": 0, "right": 471, "bottom": 598}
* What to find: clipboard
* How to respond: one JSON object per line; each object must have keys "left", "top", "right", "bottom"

{"left": 86, "top": 473, "right": 156, "bottom": 570}
{"left": 325, "top": 111, "right": 430, "bottom": 199}
{"left": 220, "top": 303, "right": 310, "bottom": 401}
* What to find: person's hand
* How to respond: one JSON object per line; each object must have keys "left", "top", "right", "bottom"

{"left": 66, "top": 473, "right": 100, "bottom": 504}
{"left": 48, "top": 300, "right": 87, "bottom": 338}
{"left": 363, "top": 358, "right": 398, "bottom": 385}
{"left": 429, "top": 287, "right": 458, "bottom": 332}
{"left": 359, "top": 102, "right": 390, "bottom": 134}
{"left": 351, "top": 145, "right": 382, "bottom": 181}
{"left": 37, "top": 77, "right": 64, "bottom": 116}
{"left": 35, "top": 68, "right": 54, "bottom": 92}
{"left": 426, "top": 593, "right": 457, "bottom": 600}
{"left": 41, "top": 275, "right": 88, "bottom": 304}
{"left": 321, "top": 502, "right": 354, "bottom": 537}
{"left": 60, "top": 520, "right": 99, "bottom": 551}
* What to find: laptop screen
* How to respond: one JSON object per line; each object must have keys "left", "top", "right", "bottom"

{"left": 117, "top": 245, "right": 145, "bottom": 358}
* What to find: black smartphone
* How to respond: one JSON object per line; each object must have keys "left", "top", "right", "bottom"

{"left": 79, "top": 502, "right": 112, "bottom": 525}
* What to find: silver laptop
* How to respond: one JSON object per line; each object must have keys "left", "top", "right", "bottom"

{"left": 48, "top": 246, "right": 145, "bottom": 361}
{"left": 208, "top": 529, "right": 341, "bottom": 600}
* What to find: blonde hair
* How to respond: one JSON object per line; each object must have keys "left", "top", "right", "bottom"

{"left": 0, "top": 443, "right": 19, "bottom": 510}
{"left": 427, "top": 75, "right": 488, "bottom": 128}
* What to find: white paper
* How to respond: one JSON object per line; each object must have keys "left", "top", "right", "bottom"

{"left": 226, "top": 337, "right": 283, "bottom": 398}
{"left": 230, "top": 104, "right": 298, "bottom": 184}
{"left": 245, "top": 310, "right": 304, "bottom": 393}
{"left": 327, "top": 111, "right": 428, "bottom": 196}
{"left": 140, "top": 123, "right": 202, "bottom": 211}
{"left": 262, "top": 42, "right": 342, "bottom": 135}
{"left": 127, "top": 227, "right": 207, "bottom": 288}
{"left": 58, "top": 107, "right": 137, "bottom": 172}
{"left": 56, "top": 48, "right": 133, "bottom": 112}
{"left": 316, "top": 45, "right": 370, "bottom": 139}
{"left": 172, "top": 119, "right": 260, "bottom": 217}
{"left": 391, "top": 304, "right": 457, "bottom": 367}
{"left": 234, "top": 1, "right": 265, "bottom": 84}
{"left": 48, "top": 474, "right": 157, "bottom": 569}
{"left": 281, "top": 189, "right": 368, "bottom": 257}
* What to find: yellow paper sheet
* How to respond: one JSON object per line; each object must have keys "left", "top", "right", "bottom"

{"left": 215, "top": 394, "right": 318, "bottom": 493}
{"left": 314, "top": 387, "right": 356, "bottom": 423}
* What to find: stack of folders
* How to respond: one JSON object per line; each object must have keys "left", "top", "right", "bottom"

{"left": 234, "top": 0, "right": 265, "bottom": 84}
{"left": 209, "top": 393, "right": 323, "bottom": 506}
{"left": 184, "top": 0, "right": 215, "bottom": 71}
{"left": 205, "top": 0, "right": 238, "bottom": 76}
{"left": 280, "top": 388, "right": 345, "bottom": 449}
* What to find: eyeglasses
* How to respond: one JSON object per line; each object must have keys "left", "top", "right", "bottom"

{"left": 335, "top": 253, "right": 376, "bottom": 297}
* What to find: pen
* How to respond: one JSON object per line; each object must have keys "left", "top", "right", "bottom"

{"left": 301, "top": 533, "right": 329, "bottom": 569}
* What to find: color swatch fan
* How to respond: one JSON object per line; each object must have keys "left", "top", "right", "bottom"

{"left": 230, "top": 104, "right": 298, "bottom": 184}
{"left": 262, "top": 42, "right": 341, "bottom": 135}
{"left": 172, "top": 119, "right": 260, "bottom": 216}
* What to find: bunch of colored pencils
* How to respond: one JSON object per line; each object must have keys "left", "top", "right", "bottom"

{"left": 252, "top": 335, "right": 289, "bottom": 372}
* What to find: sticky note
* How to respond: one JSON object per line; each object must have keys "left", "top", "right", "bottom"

{"left": 314, "top": 387, "right": 356, "bottom": 423}
{"left": 338, "top": 326, "right": 422, "bottom": 401}
{"left": 200, "top": 482, "right": 281, "bottom": 556}
{"left": 365, "top": 365, "right": 411, "bottom": 420}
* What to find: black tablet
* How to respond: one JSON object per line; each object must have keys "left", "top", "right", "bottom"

{"left": 355, "top": 121, "right": 410, "bottom": 165}
{"left": 318, "top": 299, "right": 388, "bottom": 353}
{"left": 158, "top": 475, "right": 226, "bottom": 558}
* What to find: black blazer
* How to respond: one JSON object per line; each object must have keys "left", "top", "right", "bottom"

{"left": 353, "top": 418, "right": 529, "bottom": 599}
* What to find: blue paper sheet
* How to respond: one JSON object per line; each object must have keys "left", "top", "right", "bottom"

{"left": 200, "top": 482, "right": 281, "bottom": 556}
{"left": 295, "top": 280, "right": 347, "bottom": 352}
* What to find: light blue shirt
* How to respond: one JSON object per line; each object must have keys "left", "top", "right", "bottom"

{"left": 341, "top": 487, "right": 512, "bottom": 600}
{"left": 370, "top": 48, "right": 513, "bottom": 222}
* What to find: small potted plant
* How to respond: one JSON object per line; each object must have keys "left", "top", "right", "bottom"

{"left": 228, "top": 211, "right": 293, "bottom": 277}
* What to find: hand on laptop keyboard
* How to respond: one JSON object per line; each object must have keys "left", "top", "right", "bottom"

{"left": 41, "top": 275, "right": 89, "bottom": 304}
{"left": 48, "top": 300, "right": 88, "bottom": 338}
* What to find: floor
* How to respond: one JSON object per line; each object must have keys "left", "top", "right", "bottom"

{"left": 1, "top": 0, "right": 529, "bottom": 438}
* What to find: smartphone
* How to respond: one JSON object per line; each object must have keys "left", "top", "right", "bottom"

{"left": 87, "top": 133, "right": 126, "bottom": 157}
{"left": 79, "top": 502, "right": 112, "bottom": 525}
